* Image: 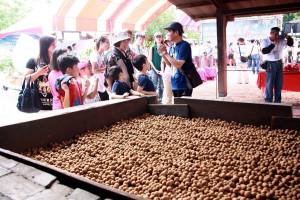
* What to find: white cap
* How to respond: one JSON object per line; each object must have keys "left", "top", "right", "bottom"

{"left": 154, "top": 32, "right": 163, "bottom": 37}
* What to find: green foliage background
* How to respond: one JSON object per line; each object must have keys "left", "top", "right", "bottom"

{"left": 0, "top": 0, "right": 32, "bottom": 31}
{"left": 145, "top": 7, "right": 176, "bottom": 48}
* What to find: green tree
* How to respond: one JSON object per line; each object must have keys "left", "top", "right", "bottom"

{"left": 282, "top": 13, "right": 300, "bottom": 30}
{"left": 186, "top": 30, "right": 199, "bottom": 40}
{"left": 145, "top": 7, "right": 176, "bottom": 48}
{"left": 0, "top": 0, "right": 32, "bottom": 31}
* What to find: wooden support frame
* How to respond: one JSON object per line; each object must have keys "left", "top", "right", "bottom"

{"left": 216, "top": 7, "right": 228, "bottom": 97}
{"left": 0, "top": 98, "right": 149, "bottom": 153}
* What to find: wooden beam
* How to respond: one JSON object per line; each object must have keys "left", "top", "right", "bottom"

{"left": 176, "top": 1, "right": 211, "bottom": 9}
{"left": 216, "top": 7, "right": 228, "bottom": 97}
{"left": 175, "top": 0, "right": 246, "bottom": 9}
{"left": 208, "top": 0, "right": 225, "bottom": 9}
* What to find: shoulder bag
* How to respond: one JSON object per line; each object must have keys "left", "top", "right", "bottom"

{"left": 248, "top": 45, "right": 254, "bottom": 60}
{"left": 170, "top": 44, "right": 203, "bottom": 89}
{"left": 17, "top": 75, "right": 42, "bottom": 113}
{"left": 180, "top": 64, "right": 203, "bottom": 89}
{"left": 238, "top": 45, "right": 248, "bottom": 63}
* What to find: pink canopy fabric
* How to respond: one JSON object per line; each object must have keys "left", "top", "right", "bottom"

{"left": 53, "top": 0, "right": 172, "bottom": 32}
{"left": 176, "top": 12, "right": 201, "bottom": 31}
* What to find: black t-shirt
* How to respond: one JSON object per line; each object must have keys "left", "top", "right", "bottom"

{"left": 26, "top": 58, "right": 53, "bottom": 110}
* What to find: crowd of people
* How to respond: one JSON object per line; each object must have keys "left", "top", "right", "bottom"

{"left": 23, "top": 22, "right": 198, "bottom": 111}
{"left": 23, "top": 23, "right": 297, "bottom": 112}
{"left": 225, "top": 27, "right": 295, "bottom": 103}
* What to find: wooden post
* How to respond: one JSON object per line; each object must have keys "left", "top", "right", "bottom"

{"left": 216, "top": 8, "right": 228, "bottom": 97}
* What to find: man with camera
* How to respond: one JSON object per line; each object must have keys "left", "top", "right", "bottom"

{"left": 261, "top": 27, "right": 293, "bottom": 103}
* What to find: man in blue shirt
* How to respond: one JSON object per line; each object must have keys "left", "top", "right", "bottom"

{"left": 157, "top": 22, "right": 193, "bottom": 97}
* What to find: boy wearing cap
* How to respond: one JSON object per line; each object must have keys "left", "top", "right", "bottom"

{"left": 56, "top": 54, "right": 88, "bottom": 108}
{"left": 157, "top": 22, "right": 194, "bottom": 97}
{"left": 107, "top": 31, "right": 135, "bottom": 92}
{"left": 149, "top": 32, "right": 164, "bottom": 102}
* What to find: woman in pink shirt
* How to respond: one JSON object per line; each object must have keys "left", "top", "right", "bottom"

{"left": 48, "top": 48, "right": 68, "bottom": 110}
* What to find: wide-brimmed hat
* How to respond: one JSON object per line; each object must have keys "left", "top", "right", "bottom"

{"left": 113, "top": 31, "right": 130, "bottom": 45}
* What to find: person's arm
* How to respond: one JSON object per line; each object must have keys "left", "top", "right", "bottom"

{"left": 110, "top": 92, "right": 129, "bottom": 99}
{"left": 161, "top": 59, "right": 166, "bottom": 73}
{"left": 162, "top": 53, "right": 185, "bottom": 70}
{"left": 87, "top": 77, "right": 99, "bottom": 99}
{"left": 61, "top": 82, "right": 70, "bottom": 108}
{"left": 148, "top": 47, "right": 161, "bottom": 73}
{"left": 261, "top": 41, "right": 275, "bottom": 54}
{"left": 25, "top": 66, "right": 48, "bottom": 82}
{"left": 106, "top": 76, "right": 113, "bottom": 92}
{"left": 137, "top": 86, "right": 158, "bottom": 96}
{"left": 91, "top": 61, "right": 105, "bottom": 75}
{"left": 82, "top": 79, "right": 90, "bottom": 102}
{"left": 158, "top": 44, "right": 186, "bottom": 69}
{"left": 129, "top": 89, "right": 144, "bottom": 96}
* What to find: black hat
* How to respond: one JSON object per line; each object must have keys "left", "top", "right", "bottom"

{"left": 55, "top": 74, "right": 74, "bottom": 95}
{"left": 163, "top": 22, "right": 184, "bottom": 33}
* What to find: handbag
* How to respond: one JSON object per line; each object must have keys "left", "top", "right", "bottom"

{"left": 180, "top": 64, "right": 203, "bottom": 89}
{"left": 17, "top": 75, "right": 42, "bottom": 113}
{"left": 261, "top": 61, "right": 267, "bottom": 70}
{"left": 238, "top": 45, "right": 248, "bottom": 63}
{"left": 248, "top": 45, "right": 254, "bottom": 60}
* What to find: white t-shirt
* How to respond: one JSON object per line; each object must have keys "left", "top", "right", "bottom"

{"left": 248, "top": 43, "right": 260, "bottom": 55}
{"left": 81, "top": 77, "right": 100, "bottom": 104}
{"left": 130, "top": 44, "right": 143, "bottom": 55}
{"left": 233, "top": 44, "right": 247, "bottom": 65}
{"left": 89, "top": 51, "right": 106, "bottom": 93}
{"left": 261, "top": 37, "right": 287, "bottom": 61}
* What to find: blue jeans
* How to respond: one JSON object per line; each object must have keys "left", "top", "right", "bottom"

{"left": 251, "top": 54, "right": 260, "bottom": 74}
{"left": 265, "top": 61, "right": 283, "bottom": 103}
{"left": 151, "top": 69, "right": 163, "bottom": 102}
{"left": 247, "top": 59, "right": 252, "bottom": 68}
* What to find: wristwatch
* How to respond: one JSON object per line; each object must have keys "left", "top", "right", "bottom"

{"left": 159, "top": 51, "right": 167, "bottom": 56}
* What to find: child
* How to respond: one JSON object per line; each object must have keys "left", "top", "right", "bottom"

{"left": 55, "top": 54, "right": 88, "bottom": 108}
{"left": 109, "top": 66, "right": 143, "bottom": 99}
{"left": 132, "top": 55, "right": 158, "bottom": 97}
{"left": 78, "top": 61, "right": 100, "bottom": 104}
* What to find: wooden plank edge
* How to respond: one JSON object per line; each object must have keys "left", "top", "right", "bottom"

{"left": 0, "top": 148, "right": 146, "bottom": 200}
{"left": 271, "top": 116, "right": 300, "bottom": 131}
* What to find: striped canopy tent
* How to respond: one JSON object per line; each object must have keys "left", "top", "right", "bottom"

{"left": 176, "top": 12, "right": 202, "bottom": 31}
{"left": 53, "top": 0, "right": 173, "bottom": 33}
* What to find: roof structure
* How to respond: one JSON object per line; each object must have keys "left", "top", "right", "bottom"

{"left": 53, "top": 0, "right": 172, "bottom": 33}
{"left": 168, "top": 0, "right": 300, "bottom": 21}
